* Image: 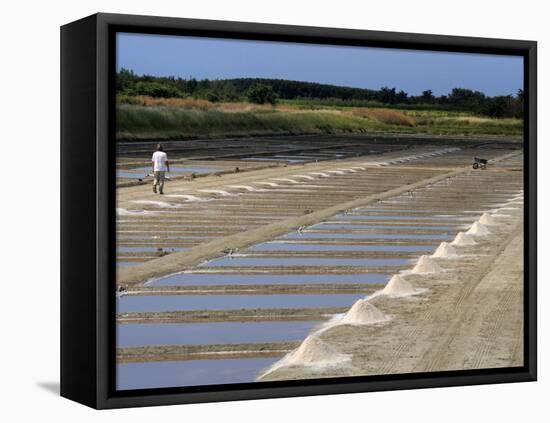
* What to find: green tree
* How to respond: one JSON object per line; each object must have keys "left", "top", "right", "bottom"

{"left": 116, "top": 68, "right": 137, "bottom": 93}
{"left": 421, "top": 90, "right": 435, "bottom": 103}
{"left": 247, "top": 83, "right": 277, "bottom": 105}
{"left": 378, "top": 87, "right": 397, "bottom": 104}
{"left": 187, "top": 77, "right": 198, "bottom": 93}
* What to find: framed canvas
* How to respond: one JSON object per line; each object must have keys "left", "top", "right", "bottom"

{"left": 60, "top": 13, "right": 537, "bottom": 409}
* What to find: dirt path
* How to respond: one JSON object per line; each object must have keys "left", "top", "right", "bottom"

{"left": 416, "top": 229, "right": 524, "bottom": 371}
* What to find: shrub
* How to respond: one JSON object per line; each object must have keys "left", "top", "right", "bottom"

{"left": 132, "top": 81, "right": 184, "bottom": 98}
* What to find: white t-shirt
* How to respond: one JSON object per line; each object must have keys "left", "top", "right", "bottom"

{"left": 152, "top": 151, "right": 168, "bottom": 171}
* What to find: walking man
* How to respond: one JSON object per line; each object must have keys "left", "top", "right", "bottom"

{"left": 152, "top": 144, "right": 169, "bottom": 194}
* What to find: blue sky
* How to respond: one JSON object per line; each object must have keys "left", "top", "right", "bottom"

{"left": 117, "top": 32, "right": 523, "bottom": 97}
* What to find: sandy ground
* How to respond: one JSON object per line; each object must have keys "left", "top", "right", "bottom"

{"left": 260, "top": 208, "right": 524, "bottom": 380}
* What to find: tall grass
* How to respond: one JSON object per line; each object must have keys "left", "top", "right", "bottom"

{"left": 350, "top": 108, "right": 416, "bottom": 126}
{"left": 117, "top": 105, "right": 393, "bottom": 140}
{"left": 116, "top": 103, "right": 523, "bottom": 141}
{"left": 280, "top": 97, "right": 462, "bottom": 112}
{"left": 117, "top": 94, "right": 274, "bottom": 112}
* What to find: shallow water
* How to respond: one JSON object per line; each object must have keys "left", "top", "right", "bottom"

{"left": 148, "top": 273, "right": 389, "bottom": 286}
{"left": 117, "top": 235, "right": 213, "bottom": 240}
{"left": 336, "top": 214, "right": 463, "bottom": 221}
{"left": 242, "top": 157, "right": 305, "bottom": 163}
{"left": 117, "top": 166, "right": 221, "bottom": 178}
{"left": 249, "top": 243, "right": 435, "bottom": 252}
{"left": 283, "top": 232, "right": 452, "bottom": 240}
{"left": 139, "top": 165, "right": 221, "bottom": 173}
{"left": 117, "top": 358, "right": 277, "bottom": 390}
{"left": 116, "top": 171, "right": 149, "bottom": 178}
{"left": 272, "top": 155, "right": 326, "bottom": 161}
{"left": 203, "top": 257, "right": 410, "bottom": 267}
{"left": 117, "top": 262, "right": 142, "bottom": 267}
{"left": 117, "top": 321, "right": 320, "bottom": 347}
{"left": 313, "top": 223, "right": 458, "bottom": 231}
{"left": 354, "top": 209, "right": 451, "bottom": 213}
{"left": 117, "top": 246, "right": 187, "bottom": 253}
{"left": 116, "top": 293, "right": 366, "bottom": 313}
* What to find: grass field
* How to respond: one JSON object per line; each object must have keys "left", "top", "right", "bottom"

{"left": 116, "top": 96, "right": 523, "bottom": 140}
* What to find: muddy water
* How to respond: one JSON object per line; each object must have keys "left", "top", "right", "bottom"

{"left": 117, "top": 358, "right": 278, "bottom": 390}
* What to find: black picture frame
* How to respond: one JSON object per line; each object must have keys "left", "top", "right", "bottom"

{"left": 60, "top": 12, "right": 537, "bottom": 409}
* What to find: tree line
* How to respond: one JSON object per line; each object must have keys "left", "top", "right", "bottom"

{"left": 116, "top": 68, "right": 524, "bottom": 118}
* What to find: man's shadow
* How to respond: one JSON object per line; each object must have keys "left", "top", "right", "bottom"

{"left": 36, "top": 381, "right": 60, "bottom": 396}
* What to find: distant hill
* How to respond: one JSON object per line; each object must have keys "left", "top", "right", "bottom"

{"left": 220, "top": 78, "right": 380, "bottom": 101}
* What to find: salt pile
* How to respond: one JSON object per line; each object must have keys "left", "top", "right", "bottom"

{"left": 431, "top": 242, "right": 457, "bottom": 258}
{"left": 131, "top": 200, "right": 183, "bottom": 209}
{"left": 411, "top": 255, "right": 442, "bottom": 273}
{"left": 382, "top": 274, "right": 417, "bottom": 296}
{"left": 116, "top": 208, "right": 158, "bottom": 217}
{"left": 166, "top": 194, "right": 209, "bottom": 202}
{"left": 451, "top": 232, "right": 477, "bottom": 246}
{"left": 272, "top": 178, "right": 299, "bottom": 184}
{"left": 466, "top": 221, "right": 490, "bottom": 236}
{"left": 199, "top": 189, "right": 237, "bottom": 197}
{"left": 228, "top": 185, "right": 268, "bottom": 192}
{"left": 340, "top": 299, "right": 388, "bottom": 325}
{"left": 292, "top": 174, "right": 315, "bottom": 180}
{"left": 479, "top": 213, "right": 499, "bottom": 226}
{"left": 285, "top": 335, "right": 350, "bottom": 366}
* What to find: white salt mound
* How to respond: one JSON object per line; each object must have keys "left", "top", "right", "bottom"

{"left": 382, "top": 275, "right": 416, "bottom": 296}
{"left": 116, "top": 208, "right": 158, "bottom": 216}
{"left": 411, "top": 255, "right": 442, "bottom": 273}
{"left": 340, "top": 299, "right": 388, "bottom": 325}
{"left": 132, "top": 200, "right": 182, "bottom": 208}
{"left": 479, "top": 213, "right": 499, "bottom": 225}
{"left": 431, "top": 242, "right": 457, "bottom": 258}
{"left": 286, "top": 335, "right": 348, "bottom": 365}
{"left": 451, "top": 232, "right": 477, "bottom": 246}
{"left": 466, "top": 221, "right": 490, "bottom": 237}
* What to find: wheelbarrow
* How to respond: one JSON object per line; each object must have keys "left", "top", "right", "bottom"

{"left": 472, "top": 157, "right": 488, "bottom": 170}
